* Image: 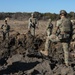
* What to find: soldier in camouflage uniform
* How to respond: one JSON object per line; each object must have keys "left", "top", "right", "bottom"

{"left": 1, "top": 18, "right": 10, "bottom": 41}
{"left": 46, "top": 19, "right": 53, "bottom": 36}
{"left": 70, "top": 20, "right": 75, "bottom": 54}
{"left": 28, "top": 13, "right": 38, "bottom": 36}
{"left": 71, "top": 20, "right": 75, "bottom": 41}
{"left": 40, "top": 10, "right": 72, "bottom": 66}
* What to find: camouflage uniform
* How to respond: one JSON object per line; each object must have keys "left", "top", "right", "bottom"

{"left": 45, "top": 19, "right": 70, "bottom": 65}
{"left": 46, "top": 19, "right": 53, "bottom": 36}
{"left": 28, "top": 13, "right": 38, "bottom": 36}
{"left": 41, "top": 10, "right": 72, "bottom": 66}
{"left": 71, "top": 20, "right": 75, "bottom": 40}
{"left": 1, "top": 18, "right": 10, "bottom": 41}
{"left": 71, "top": 20, "right": 75, "bottom": 53}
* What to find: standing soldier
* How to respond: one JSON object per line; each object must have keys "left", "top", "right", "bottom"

{"left": 28, "top": 13, "right": 38, "bottom": 36}
{"left": 71, "top": 20, "right": 75, "bottom": 41}
{"left": 40, "top": 10, "right": 72, "bottom": 66}
{"left": 70, "top": 20, "right": 75, "bottom": 57}
{"left": 1, "top": 18, "right": 10, "bottom": 41}
{"left": 46, "top": 19, "right": 53, "bottom": 36}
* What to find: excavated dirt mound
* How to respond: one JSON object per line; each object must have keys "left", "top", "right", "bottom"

{"left": 0, "top": 31, "right": 75, "bottom": 75}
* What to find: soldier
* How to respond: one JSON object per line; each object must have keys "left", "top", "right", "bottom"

{"left": 28, "top": 13, "right": 38, "bottom": 36}
{"left": 46, "top": 19, "right": 53, "bottom": 36}
{"left": 70, "top": 20, "right": 75, "bottom": 54}
{"left": 71, "top": 20, "right": 75, "bottom": 41}
{"left": 1, "top": 18, "right": 10, "bottom": 41}
{"left": 40, "top": 10, "right": 72, "bottom": 66}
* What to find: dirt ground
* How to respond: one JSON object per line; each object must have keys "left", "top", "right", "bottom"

{"left": 0, "top": 20, "right": 75, "bottom": 75}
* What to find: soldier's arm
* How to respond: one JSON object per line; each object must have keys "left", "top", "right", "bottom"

{"left": 1, "top": 24, "right": 4, "bottom": 29}
{"left": 35, "top": 19, "right": 39, "bottom": 28}
{"left": 53, "top": 21, "right": 59, "bottom": 34}
{"left": 28, "top": 18, "right": 31, "bottom": 30}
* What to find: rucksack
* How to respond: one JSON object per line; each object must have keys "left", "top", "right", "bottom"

{"left": 58, "top": 18, "right": 73, "bottom": 40}
{"left": 61, "top": 18, "right": 72, "bottom": 32}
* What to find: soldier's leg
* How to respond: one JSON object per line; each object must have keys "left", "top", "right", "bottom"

{"left": 45, "top": 36, "right": 51, "bottom": 51}
{"left": 47, "top": 29, "right": 51, "bottom": 36}
{"left": 3, "top": 32, "right": 6, "bottom": 41}
{"left": 15, "top": 39, "right": 18, "bottom": 47}
{"left": 40, "top": 36, "right": 50, "bottom": 56}
{"left": 62, "top": 42, "right": 69, "bottom": 66}
{"left": 5, "top": 33, "right": 9, "bottom": 47}
{"left": 6, "top": 32, "right": 9, "bottom": 40}
{"left": 40, "top": 34, "right": 60, "bottom": 56}
{"left": 31, "top": 28, "right": 35, "bottom": 36}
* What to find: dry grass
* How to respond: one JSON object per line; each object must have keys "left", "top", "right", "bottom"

{"left": 0, "top": 20, "right": 49, "bottom": 35}
{"left": 0, "top": 19, "right": 56, "bottom": 37}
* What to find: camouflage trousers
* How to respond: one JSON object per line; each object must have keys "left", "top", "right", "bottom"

{"left": 30, "top": 28, "right": 35, "bottom": 36}
{"left": 46, "top": 29, "right": 52, "bottom": 36}
{"left": 3, "top": 32, "right": 9, "bottom": 41}
{"left": 45, "top": 34, "right": 69, "bottom": 65}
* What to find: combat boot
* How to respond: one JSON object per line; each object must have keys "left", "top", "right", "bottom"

{"left": 40, "top": 50, "right": 48, "bottom": 56}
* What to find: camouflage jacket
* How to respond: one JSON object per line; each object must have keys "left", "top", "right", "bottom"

{"left": 28, "top": 17, "right": 38, "bottom": 29}
{"left": 1, "top": 24, "right": 10, "bottom": 32}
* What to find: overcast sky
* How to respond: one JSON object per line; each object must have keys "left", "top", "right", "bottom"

{"left": 0, "top": 0, "right": 75, "bottom": 13}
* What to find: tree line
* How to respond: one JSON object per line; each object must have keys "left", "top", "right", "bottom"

{"left": 0, "top": 11, "right": 75, "bottom": 20}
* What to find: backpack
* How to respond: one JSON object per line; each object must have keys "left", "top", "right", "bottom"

{"left": 58, "top": 18, "right": 72, "bottom": 40}
{"left": 61, "top": 18, "right": 72, "bottom": 32}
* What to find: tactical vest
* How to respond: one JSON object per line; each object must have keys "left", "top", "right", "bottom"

{"left": 58, "top": 18, "right": 72, "bottom": 40}
{"left": 30, "top": 18, "right": 37, "bottom": 24}
{"left": 59, "top": 18, "right": 72, "bottom": 33}
{"left": 30, "top": 18, "right": 37, "bottom": 28}
{"left": 3, "top": 24, "right": 10, "bottom": 32}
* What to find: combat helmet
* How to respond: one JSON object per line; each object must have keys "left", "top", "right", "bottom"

{"left": 60, "top": 10, "right": 67, "bottom": 16}
{"left": 31, "top": 12, "right": 34, "bottom": 16}
{"left": 31, "top": 12, "right": 35, "bottom": 18}
{"left": 4, "top": 18, "right": 8, "bottom": 22}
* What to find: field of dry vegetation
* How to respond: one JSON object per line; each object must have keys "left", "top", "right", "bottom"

{"left": 0, "top": 20, "right": 50, "bottom": 35}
